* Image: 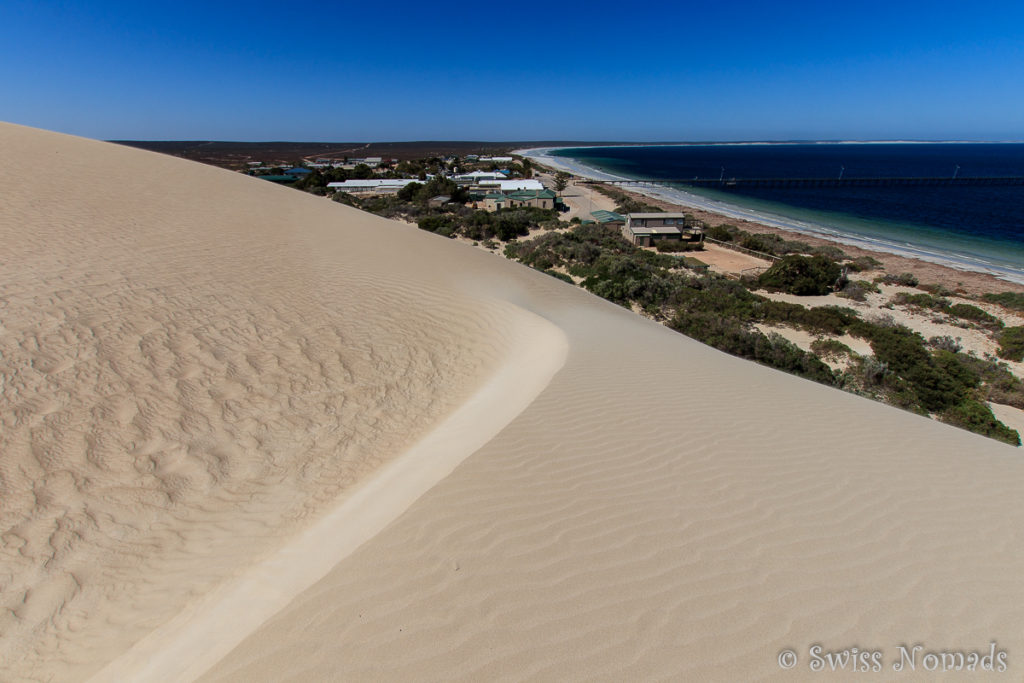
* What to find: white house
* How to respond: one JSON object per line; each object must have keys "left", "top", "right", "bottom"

{"left": 477, "top": 179, "right": 545, "bottom": 192}
{"left": 326, "top": 179, "right": 419, "bottom": 194}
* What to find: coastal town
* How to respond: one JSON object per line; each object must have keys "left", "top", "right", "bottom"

{"left": 231, "top": 149, "right": 1024, "bottom": 446}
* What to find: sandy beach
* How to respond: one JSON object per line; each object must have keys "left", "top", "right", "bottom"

{"left": 4, "top": 124, "right": 1024, "bottom": 682}
{"left": 522, "top": 147, "right": 1024, "bottom": 296}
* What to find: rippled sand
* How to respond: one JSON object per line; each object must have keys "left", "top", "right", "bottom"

{"left": 2, "top": 124, "right": 1023, "bottom": 682}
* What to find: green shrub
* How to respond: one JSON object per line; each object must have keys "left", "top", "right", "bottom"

{"left": 928, "top": 335, "right": 962, "bottom": 353}
{"left": 760, "top": 303, "right": 859, "bottom": 336}
{"left": 892, "top": 292, "right": 950, "bottom": 311}
{"left": 810, "top": 338, "right": 854, "bottom": 358}
{"left": 417, "top": 215, "right": 452, "bottom": 233}
{"left": 946, "top": 303, "right": 1003, "bottom": 330}
{"left": 542, "top": 269, "right": 574, "bottom": 284}
{"left": 918, "top": 283, "right": 956, "bottom": 297}
{"left": 997, "top": 326, "right": 1024, "bottom": 361}
{"left": 941, "top": 400, "right": 1020, "bottom": 446}
{"left": 813, "top": 245, "right": 848, "bottom": 261}
{"left": 655, "top": 240, "right": 703, "bottom": 253}
{"left": 879, "top": 272, "right": 919, "bottom": 287}
{"left": 705, "top": 224, "right": 736, "bottom": 241}
{"left": 982, "top": 291, "right": 1024, "bottom": 312}
{"left": 847, "top": 255, "right": 882, "bottom": 272}
{"left": 836, "top": 279, "right": 879, "bottom": 302}
{"left": 758, "top": 255, "right": 844, "bottom": 295}
{"left": 669, "top": 313, "right": 837, "bottom": 386}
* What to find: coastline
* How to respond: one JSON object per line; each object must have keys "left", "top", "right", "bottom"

{"left": 518, "top": 146, "right": 1024, "bottom": 294}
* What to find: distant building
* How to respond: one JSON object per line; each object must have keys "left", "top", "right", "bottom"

{"left": 326, "top": 179, "right": 419, "bottom": 194}
{"left": 482, "top": 189, "right": 556, "bottom": 211}
{"left": 428, "top": 195, "right": 451, "bottom": 207}
{"left": 453, "top": 170, "right": 505, "bottom": 184}
{"left": 591, "top": 210, "right": 626, "bottom": 229}
{"left": 479, "top": 156, "right": 514, "bottom": 163}
{"left": 477, "top": 179, "right": 545, "bottom": 192}
{"left": 284, "top": 167, "right": 312, "bottom": 176}
{"left": 622, "top": 213, "right": 704, "bottom": 247}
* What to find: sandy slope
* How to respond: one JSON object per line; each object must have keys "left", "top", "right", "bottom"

{"left": 4, "top": 125, "right": 1024, "bottom": 682}
{"left": 0, "top": 123, "right": 559, "bottom": 681}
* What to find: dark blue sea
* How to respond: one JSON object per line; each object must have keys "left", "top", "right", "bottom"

{"left": 548, "top": 143, "right": 1024, "bottom": 283}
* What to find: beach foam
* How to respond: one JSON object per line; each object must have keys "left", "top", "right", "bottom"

{"left": 519, "top": 147, "right": 1024, "bottom": 285}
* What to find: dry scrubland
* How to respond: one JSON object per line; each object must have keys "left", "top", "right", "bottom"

{"left": 2, "top": 123, "right": 1024, "bottom": 682}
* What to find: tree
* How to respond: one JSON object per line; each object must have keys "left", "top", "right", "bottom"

{"left": 554, "top": 171, "right": 571, "bottom": 193}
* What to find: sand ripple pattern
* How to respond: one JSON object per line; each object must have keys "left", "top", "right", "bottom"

{"left": 203, "top": 291, "right": 1024, "bottom": 682}
{"left": 0, "top": 124, "right": 511, "bottom": 681}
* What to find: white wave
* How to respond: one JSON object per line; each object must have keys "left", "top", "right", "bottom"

{"left": 518, "top": 148, "right": 1024, "bottom": 285}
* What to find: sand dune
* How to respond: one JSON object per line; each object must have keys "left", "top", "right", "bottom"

{"left": 3, "top": 123, "right": 1024, "bottom": 682}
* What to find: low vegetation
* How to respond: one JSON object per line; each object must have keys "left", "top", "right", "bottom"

{"left": 757, "top": 255, "right": 845, "bottom": 296}
{"left": 892, "top": 293, "right": 1003, "bottom": 330}
{"left": 277, "top": 155, "right": 1024, "bottom": 446}
{"left": 983, "top": 291, "right": 1024, "bottom": 312}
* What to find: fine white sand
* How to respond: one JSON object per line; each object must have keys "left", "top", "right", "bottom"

{"left": 4, "top": 125, "right": 1024, "bottom": 682}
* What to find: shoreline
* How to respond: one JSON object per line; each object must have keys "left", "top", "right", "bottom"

{"left": 518, "top": 146, "right": 1024, "bottom": 294}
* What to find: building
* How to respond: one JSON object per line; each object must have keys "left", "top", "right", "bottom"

{"left": 482, "top": 189, "right": 556, "bottom": 211}
{"left": 591, "top": 210, "right": 626, "bottom": 229}
{"left": 284, "top": 167, "right": 312, "bottom": 177}
{"left": 622, "top": 213, "right": 704, "bottom": 247}
{"left": 453, "top": 170, "right": 505, "bottom": 184}
{"left": 326, "top": 179, "right": 419, "bottom": 194}
{"left": 477, "top": 179, "right": 545, "bottom": 192}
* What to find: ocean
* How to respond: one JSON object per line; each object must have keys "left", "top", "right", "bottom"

{"left": 542, "top": 143, "right": 1024, "bottom": 284}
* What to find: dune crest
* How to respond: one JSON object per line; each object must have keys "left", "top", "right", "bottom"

{"left": 0, "top": 123, "right": 557, "bottom": 681}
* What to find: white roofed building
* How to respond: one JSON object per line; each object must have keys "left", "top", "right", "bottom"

{"left": 326, "top": 179, "right": 420, "bottom": 194}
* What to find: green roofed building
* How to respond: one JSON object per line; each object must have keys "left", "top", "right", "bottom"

{"left": 591, "top": 210, "right": 626, "bottom": 228}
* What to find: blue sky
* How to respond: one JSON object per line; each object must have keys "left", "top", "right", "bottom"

{"left": 1, "top": 0, "right": 1022, "bottom": 141}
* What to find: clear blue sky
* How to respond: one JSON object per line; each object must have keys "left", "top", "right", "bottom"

{"left": 2, "top": 0, "right": 1022, "bottom": 141}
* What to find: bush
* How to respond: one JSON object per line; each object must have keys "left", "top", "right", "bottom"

{"left": 758, "top": 255, "right": 844, "bottom": 295}
{"left": 928, "top": 335, "right": 962, "bottom": 353}
{"left": 810, "top": 338, "right": 854, "bottom": 358}
{"left": 542, "top": 269, "right": 574, "bottom": 284}
{"left": 996, "top": 326, "right": 1024, "bottom": 361}
{"left": 813, "top": 245, "right": 848, "bottom": 261}
{"left": 847, "top": 255, "right": 882, "bottom": 272}
{"left": 982, "top": 291, "right": 1024, "bottom": 312}
{"left": 918, "top": 283, "right": 956, "bottom": 297}
{"left": 705, "top": 224, "right": 736, "bottom": 241}
{"left": 417, "top": 215, "right": 453, "bottom": 234}
{"left": 836, "top": 279, "right": 879, "bottom": 302}
{"left": 892, "top": 292, "right": 949, "bottom": 311}
{"left": 655, "top": 240, "right": 703, "bottom": 253}
{"left": 879, "top": 272, "right": 919, "bottom": 287}
{"left": 669, "top": 312, "right": 837, "bottom": 386}
{"left": 941, "top": 400, "right": 1020, "bottom": 446}
{"left": 946, "top": 303, "right": 1003, "bottom": 330}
